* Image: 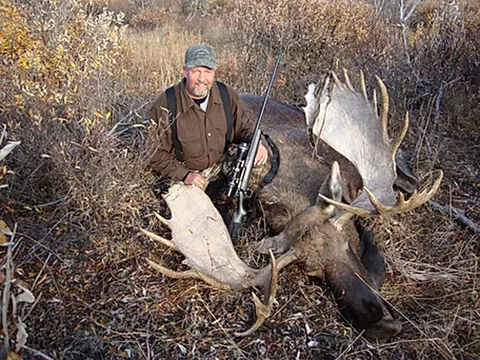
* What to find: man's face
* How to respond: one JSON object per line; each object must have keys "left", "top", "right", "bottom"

{"left": 184, "top": 66, "right": 215, "bottom": 99}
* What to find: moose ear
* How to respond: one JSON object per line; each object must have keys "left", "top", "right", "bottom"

{"left": 317, "top": 161, "right": 343, "bottom": 209}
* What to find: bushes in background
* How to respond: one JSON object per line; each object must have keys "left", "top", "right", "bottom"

{"left": 0, "top": 0, "right": 132, "bottom": 219}
{"left": 223, "top": 0, "right": 396, "bottom": 100}
{"left": 222, "top": 0, "right": 480, "bottom": 131}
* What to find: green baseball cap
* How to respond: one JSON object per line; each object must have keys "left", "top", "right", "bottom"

{"left": 185, "top": 44, "right": 217, "bottom": 70}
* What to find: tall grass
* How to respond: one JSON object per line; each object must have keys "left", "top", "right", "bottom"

{"left": 125, "top": 25, "right": 201, "bottom": 97}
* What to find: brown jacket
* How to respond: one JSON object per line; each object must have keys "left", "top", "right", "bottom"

{"left": 148, "top": 79, "right": 254, "bottom": 180}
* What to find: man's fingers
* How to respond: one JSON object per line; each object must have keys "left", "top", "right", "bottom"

{"left": 257, "top": 156, "right": 266, "bottom": 165}
{"left": 184, "top": 173, "right": 206, "bottom": 187}
{"left": 255, "top": 144, "right": 268, "bottom": 165}
{"left": 193, "top": 174, "right": 206, "bottom": 188}
{"left": 195, "top": 179, "right": 205, "bottom": 187}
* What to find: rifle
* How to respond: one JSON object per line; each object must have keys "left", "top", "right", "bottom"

{"left": 226, "top": 53, "right": 283, "bottom": 242}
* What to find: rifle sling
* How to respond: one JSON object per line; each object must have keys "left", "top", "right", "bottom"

{"left": 216, "top": 81, "right": 233, "bottom": 153}
{"left": 248, "top": 132, "right": 280, "bottom": 226}
{"left": 166, "top": 86, "right": 183, "bottom": 162}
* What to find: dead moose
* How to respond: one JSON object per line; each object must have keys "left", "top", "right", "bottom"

{"left": 142, "top": 71, "right": 442, "bottom": 342}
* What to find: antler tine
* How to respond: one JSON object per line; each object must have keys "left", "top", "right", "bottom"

{"left": 374, "top": 75, "right": 389, "bottom": 144}
{"left": 343, "top": 68, "right": 355, "bottom": 91}
{"left": 320, "top": 170, "right": 442, "bottom": 217}
{"left": 330, "top": 71, "right": 342, "bottom": 87}
{"left": 391, "top": 112, "right": 409, "bottom": 163}
{"left": 146, "top": 259, "right": 233, "bottom": 292}
{"left": 235, "top": 249, "right": 297, "bottom": 336}
{"left": 399, "top": 170, "right": 443, "bottom": 210}
{"left": 372, "top": 89, "right": 378, "bottom": 117}
{"left": 263, "top": 249, "right": 279, "bottom": 305}
{"left": 235, "top": 293, "right": 269, "bottom": 337}
{"left": 318, "top": 194, "right": 372, "bottom": 217}
{"left": 235, "top": 250, "right": 277, "bottom": 336}
{"left": 363, "top": 170, "right": 443, "bottom": 214}
{"left": 140, "top": 228, "right": 175, "bottom": 249}
{"left": 362, "top": 188, "right": 396, "bottom": 215}
{"left": 154, "top": 211, "right": 170, "bottom": 226}
{"left": 359, "top": 70, "right": 368, "bottom": 101}
{"left": 331, "top": 211, "right": 355, "bottom": 229}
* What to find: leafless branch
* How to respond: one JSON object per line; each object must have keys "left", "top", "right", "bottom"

{"left": 107, "top": 101, "right": 151, "bottom": 137}
{"left": 23, "top": 345, "right": 55, "bottom": 360}
{"left": 433, "top": 77, "right": 462, "bottom": 129}
{"left": 429, "top": 200, "right": 480, "bottom": 234}
{"left": 399, "top": 0, "right": 419, "bottom": 68}
{"left": 2, "top": 223, "right": 17, "bottom": 353}
{"left": 0, "top": 123, "right": 6, "bottom": 144}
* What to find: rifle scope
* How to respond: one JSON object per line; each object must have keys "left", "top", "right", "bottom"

{"left": 225, "top": 142, "right": 249, "bottom": 197}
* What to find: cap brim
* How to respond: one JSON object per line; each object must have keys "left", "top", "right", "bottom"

{"left": 185, "top": 60, "right": 217, "bottom": 70}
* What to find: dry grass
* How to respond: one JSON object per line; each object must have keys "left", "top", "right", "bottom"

{"left": 0, "top": 0, "right": 479, "bottom": 359}
{"left": 125, "top": 24, "right": 201, "bottom": 97}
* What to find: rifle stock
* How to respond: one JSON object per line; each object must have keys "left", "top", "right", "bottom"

{"left": 228, "top": 53, "right": 282, "bottom": 242}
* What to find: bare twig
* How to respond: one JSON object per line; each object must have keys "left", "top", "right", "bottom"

{"left": 428, "top": 200, "right": 480, "bottom": 234}
{"left": 22, "top": 345, "right": 55, "bottom": 360}
{"left": 2, "top": 223, "right": 17, "bottom": 353}
{"left": 388, "top": 255, "right": 477, "bottom": 281}
{"left": 21, "top": 212, "right": 71, "bottom": 265}
{"left": 196, "top": 297, "right": 248, "bottom": 359}
{"left": 31, "top": 254, "right": 51, "bottom": 292}
{"left": 18, "top": 198, "right": 67, "bottom": 209}
{"left": 0, "top": 123, "right": 6, "bottom": 144}
{"left": 355, "top": 273, "right": 456, "bottom": 359}
{"left": 335, "top": 329, "right": 365, "bottom": 360}
{"left": 433, "top": 77, "right": 461, "bottom": 129}
{"left": 433, "top": 82, "right": 446, "bottom": 129}
{"left": 107, "top": 101, "right": 151, "bottom": 136}
{"left": 23, "top": 292, "right": 42, "bottom": 322}
{"left": 399, "top": 0, "right": 419, "bottom": 68}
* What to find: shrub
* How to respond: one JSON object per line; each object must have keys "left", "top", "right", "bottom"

{"left": 404, "top": 1, "right": 480, "bottom": 126}
{"left": 222, "top": 0, "right": 480, "bottom": 133}
{"left": 0, "top": 0, "right": 131, "bottom": 216}
{"left": 223, "top": 0, "right": 396, "bottom": 102}
{"left": 131, "top": 7, "right": 170, "bottom": 29}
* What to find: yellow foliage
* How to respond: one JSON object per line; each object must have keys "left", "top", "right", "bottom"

{"left": 0, "top": 0, "right": 130, "bottom": 135}
{"left": 0, "top": 219, "right": 11, "bottom": 244}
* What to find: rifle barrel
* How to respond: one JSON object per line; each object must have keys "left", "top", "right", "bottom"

{"left": 238, "top": 52, "right": 283, "bottom": 192}
{"left": 252, "top": 53, "right": 283, "bottom": 135}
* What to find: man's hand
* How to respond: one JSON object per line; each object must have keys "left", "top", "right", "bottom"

{"left": 183, "top": 172, "right": 207, "bottom": 187}
{"left": 254, "top": 143, "right": 268, "bottom": 166}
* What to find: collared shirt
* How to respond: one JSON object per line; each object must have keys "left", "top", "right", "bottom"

{"left": 148, "top": 79, "right": 254, "bottom": 180}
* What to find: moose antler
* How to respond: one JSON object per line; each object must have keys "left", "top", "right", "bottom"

{"left": 304, "top": 71, "right": 442, "bottom": 215}
{"left": 142, "top": 183, "right": 297, "bottom": 335}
